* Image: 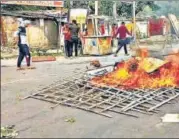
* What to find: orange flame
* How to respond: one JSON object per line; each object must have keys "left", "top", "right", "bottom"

{"left": 165, "top": 53, "right": 179, "bottom": 64}
{"left": 91, "top": 57, "right": 179, "bottom": 89}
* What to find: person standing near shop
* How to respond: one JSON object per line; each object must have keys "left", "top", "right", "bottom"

{"left": 114, "top": 22, "right": 132, "bottom": 56}
{"left": 111, "top": 23, "right": 118, "bottom": 47}
{"left": 69, "top": 20, "right": 80, "bottom": 57}
{"left": 100, "top": 21, "right": 105, "bottom": 35}
{"left": 14, "top": 19, "right": 31, "bottom": 70}
{"left": 63, "top": 23, "right": 72, "bottom": 57}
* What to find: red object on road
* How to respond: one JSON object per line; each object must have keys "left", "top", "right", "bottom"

{"left": 32, "top": 56, "right": 56, "bottom": 62}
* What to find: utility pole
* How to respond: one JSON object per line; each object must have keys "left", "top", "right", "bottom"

{"left": 95, "top": 1, "right": 98, "bottom": 16}
{"left": 56, "top": 8, "right": 62, "bottom": 54}
{"left": 94, "top": 0, "right": 99, "bottom": 52}
{"left": 132, "top": 1, "right": 136, "bottom": 42}
{"left": 94, "top": 0, "right": 98, "bottom": 36}
{"left": 113, "top": 1, "right": 117, "bottom": 20}
{"left": 70, "top": 0, "right": 73, "bottom": 8}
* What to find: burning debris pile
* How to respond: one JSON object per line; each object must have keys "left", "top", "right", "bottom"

{"left": 22, "top": 61, "right": 179, "bottom": 118}
{"left": 91, "top": 57, "right": 179, "bottom": 89}
{"left": 22, "top": 54, "right": 179, "bottom": 118}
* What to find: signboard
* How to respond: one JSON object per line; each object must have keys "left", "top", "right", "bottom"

{"left": 83, "top": 37, "right": 112, "bottom": 55}
{"left": 69, "top": 9, "right": 88, "bottom": 24}
{"left": 1, "top": 1, "right": 64, "bottom": 7}
{"left": 83, "top": 38, "right": 98, "bottom": 55}
{"left": 98, "top": 37, "right": 112, "bottom": 54}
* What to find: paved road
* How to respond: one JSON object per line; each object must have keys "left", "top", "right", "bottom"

{"left": 1, "top": 58, "right": 179, "bottom": 138}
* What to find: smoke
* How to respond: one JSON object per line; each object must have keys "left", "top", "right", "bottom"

{"left": 155, "top": 1, "right": 179, "bottom": 16}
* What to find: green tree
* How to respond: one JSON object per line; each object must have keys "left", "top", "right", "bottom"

{"left": 1, "top": 0, "right": 160, "bottom": 17}
{"left": 117, "top": 1, "right": 160, "bottom": 17}
{"left": 1, "top": 4, "right": 55, "bottom": 11}
{"left": 99, "top": 1, "right": 113, "bottom": 16}
{"left": 76, "top": 1, "right": 160, "bottom": 17}
{"left": 155, "top": 1, "right": 179, "bottom": 16}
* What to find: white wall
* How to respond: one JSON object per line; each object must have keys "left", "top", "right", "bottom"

{"left": 136, "top": 21, "right": 148, "bottom": 38}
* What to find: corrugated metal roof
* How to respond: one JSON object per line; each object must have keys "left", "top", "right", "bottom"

{"left": 1, "top": 10, "right": 67, "bottom": 19}
{"left": 88, "top": 15, "right": 112, "bottom": 19}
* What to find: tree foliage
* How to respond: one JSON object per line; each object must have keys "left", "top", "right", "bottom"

{"left": 70, "top": 1, "right": 160, "bottom": 17}
{"left": 99, "top": 1, "right": 113, "bottom": 16}
{"left": 1, "top": 4, "right": 55, "bottom": 11}
{"left": 116, "top": 1, "right": 160, "bottom": 17}
{"left": 155, "top": 1, "right": 179, "bottom": 16}
{"left": 1, "top": 0, "right": 160, "bottom": 17}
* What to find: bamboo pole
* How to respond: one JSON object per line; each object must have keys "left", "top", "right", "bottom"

{"left": 113, "top": 1, "right": 117, "bottom": 20}
{"left": 132, "top": 1, "right": 136, "bottom": 46}
{"left": 95, "top": 1, "right": 98, "bottom": 16}
{"left": 57, "top": 8, "right": 62, "bottom": 54}
{"left": 95, "top": 1, "right": 100, "bottom": 54}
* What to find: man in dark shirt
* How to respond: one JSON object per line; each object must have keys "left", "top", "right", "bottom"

{"left": 114, "top": 22, "right": 132, "bottom": 56}
{"left": 69, "top": 20, "right": 80, "bottom": 57}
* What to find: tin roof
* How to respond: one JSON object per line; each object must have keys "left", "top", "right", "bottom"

{"left": 88, "top": 15, "right": 113, "bottom": 21}
{"left": 1, "top": 10, "right": 67, "bottom": 19}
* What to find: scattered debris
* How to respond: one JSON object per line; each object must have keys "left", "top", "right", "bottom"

{"left": 91, "top": 57, "right": 179, "bottom": 89}
{"left": 65, "top": 118, "right": 76, "bottom": 123}
{"left": 1, "top": 125, "right": 18, "bottom": 138}
{"left": 23, "top": 70, "right": 179, "bottom": 118}
{"left": 87, "top": 65, "right": 114, "bottom": 78}
{"left": 16, "top": 92, "right": 21, "bottom": 102}
{"left": 161, "top": 114, "right": 179, "bottom": 123}
{"left": 90, "top": 60, "right": 101, "bottom": 68}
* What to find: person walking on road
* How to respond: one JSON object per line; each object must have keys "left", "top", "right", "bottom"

{"left": 69, "top": 20, "right": 80, "bottom": 57}
{"left": 114, "top": 22, "right": 132, "bottom": 56}
{"left": 14, "top": 19, "right": 32, "bottom": 70}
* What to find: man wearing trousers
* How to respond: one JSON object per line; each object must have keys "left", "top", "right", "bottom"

{"left": 14, "top": 19, "right": 31, "bottom": 70}
{"left": 69, "top": 20, "right": 80, "bottom": 57}
{"left": 63, "top": 24, "right": 72, "bottom": 57}
{"left": 114, "top": 22, "right": 132, "bottom": 56}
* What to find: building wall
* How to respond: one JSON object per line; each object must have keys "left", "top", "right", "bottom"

{"left": 116, "top": 20, "right": 149, "bottom": 39}
{"left": 1, "top": 16, "right": 18, "bottom": 47}
{"left": 1, "top": 16, "right": 58, "bottom": 49}
{"left": 136, "top": 21, "right": 149, "bottom": 38}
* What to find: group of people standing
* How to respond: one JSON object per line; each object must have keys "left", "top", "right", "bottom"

{"left": 14, "top": 17, "right": 133, "bottom": 69}
{"left": 62, "top": 20, "right": 80, "bottom": 58}
{"left": 62, "top": 20, "right": 133, "bottom": 58}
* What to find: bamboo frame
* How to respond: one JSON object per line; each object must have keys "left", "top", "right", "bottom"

{"left": 22, "top": 70, "right": 179, "bottom": 118}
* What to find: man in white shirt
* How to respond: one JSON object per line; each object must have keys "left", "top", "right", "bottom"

{"left": 14, "top": 19, "right": 31, "bottom": 70}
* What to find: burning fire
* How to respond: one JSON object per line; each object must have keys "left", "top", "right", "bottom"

{"left": 91, "top": 57, "right": 179, "bottom": 89}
